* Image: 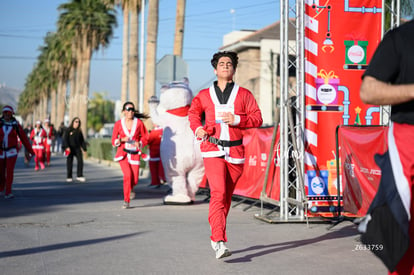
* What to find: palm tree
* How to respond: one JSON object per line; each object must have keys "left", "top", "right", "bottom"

{"left": 401, "top": 0, "right": 413, "bottom": 17}
{"left": 143, "top": 0, "right": 159, "bottom": 118}
{"left": 41, "top": 31, "right": 74, "bottom": 125}
{"left": 57, "top": 0, "right": 117, "bottom": 135}
{"left": 103, "top": 0, "right": 143, "bottom": 105}
{"left": 39, "top": 32, "right": 61, "bottom": 125}
{"left": 128, "top": 0, "right": 140, "bottom": 107}
{"left": 173, "top": 0, "right": 186, "bottom": 57}
{"left": 18, "top": 71, "right": 40, "bottom": 121}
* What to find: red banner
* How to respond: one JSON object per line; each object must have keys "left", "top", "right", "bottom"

{"left": 234, "top": 127, "right": 280, "bottom": 201}
{"left": 339, "top": 126, "right": 387, "bottom": 216}
{"left": 304, "top": 0, "right": 383, "bottom": 215}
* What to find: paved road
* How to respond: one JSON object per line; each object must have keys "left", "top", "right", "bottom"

{"left": 0, "top": 154, "right": 387, "bottom": 275}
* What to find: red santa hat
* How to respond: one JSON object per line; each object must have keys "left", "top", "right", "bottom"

{"left": 2, "top": 105, "right": 14, "bottom": 114}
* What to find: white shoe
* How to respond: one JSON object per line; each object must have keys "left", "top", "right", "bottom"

{"left": 163, "top": 193, "right": 193, "bottom": 205}
{"left": 214, "top": 241, "right": 232, "bottom": 259}
{"left": 4, "top": 193, "right": 15, "bottom": 199}
{"left": 211, "top": 240, "right": 217, "bottom": 251}
{"left": 66, "top": 178, "right": 73, "bottom": 183}
{"left": 122, "top": 202, "right": 130, "bottom": 209}
{"left": 76, "top": 177, "right": 86, "bottom": 182}
{"left": 130, "top": 191, "right": 136, "bottom": 199}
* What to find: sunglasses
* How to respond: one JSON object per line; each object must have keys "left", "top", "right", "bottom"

{"left": 125, "top": 107, "right": 135, "bottom": 112}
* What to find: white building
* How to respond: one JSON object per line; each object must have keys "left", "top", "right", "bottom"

{"left": 220, "top": 21, "right": 297, "bottom": 126}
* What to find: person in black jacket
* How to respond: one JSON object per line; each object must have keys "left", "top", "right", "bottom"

{"left": 63, "top": 117, "right": 87, "bottom": 183}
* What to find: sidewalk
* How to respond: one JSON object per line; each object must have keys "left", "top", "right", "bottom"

{"left": 0, "top": 154, "right": 387, "bottom": 275}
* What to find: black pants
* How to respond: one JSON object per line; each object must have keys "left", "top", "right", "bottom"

{"left": 66, "top": 149, "right": 83, "bottom": 178}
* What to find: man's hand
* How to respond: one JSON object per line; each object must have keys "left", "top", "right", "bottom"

{"left": 221, "top": 112, "right": 235, "bottom": 124}
{"left": 196, "top": 128, "right": 208, "bottom": 139}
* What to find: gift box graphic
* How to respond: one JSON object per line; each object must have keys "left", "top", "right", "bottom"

{"left": 344, "top": 40, "right": 368, "bottom": 65}
{"left": 307, "top": 170, "right": 329, "bottom": 196}
{"left": 316, "top": 69, "right": 339, "bottom": 105}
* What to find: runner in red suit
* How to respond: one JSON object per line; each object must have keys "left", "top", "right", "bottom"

{"left": 112, "top": 101, "right": 149, "bottom": 209}
{"left": 147, "top": 125, "right": 166, "bottom": 187}
{"left": 30, "top": 121, "right": 47, "bottom": 171}
{"left": 188, "top": 51, "right": 263, "bottom": 259}
{"left": 0, "top": 106, "right": 35, "bottom": 199}
{"left": 43, "top": 119, "right": 54, "bottom": 166}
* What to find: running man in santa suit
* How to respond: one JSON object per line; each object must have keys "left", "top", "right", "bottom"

{"left": 0, "top": 105, "right": 35, "bottom": 199}
{"left": 30, "top": 120, "right": 47, "bottom": 171}
{"left": 188, "top": 51, "right": 263, "bottom": 259}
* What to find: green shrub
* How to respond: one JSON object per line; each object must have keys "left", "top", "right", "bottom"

{"left": 87, "top": 138, "right": 148, "bottom": 169}
{"left": 87, "top": 138, "right": 115, "bottom": 161}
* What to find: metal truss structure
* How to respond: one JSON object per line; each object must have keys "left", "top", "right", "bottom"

{"left": 256, "top": 0, "right": 401, "bottom": 224}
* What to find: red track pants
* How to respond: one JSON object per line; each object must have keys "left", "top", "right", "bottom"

{"left": 390, "top": 123, "right": 414, "bottom": 275}
{"left": 149, "top": 160, "right": 165, "bottom": 186}
{"left": 0, "top": 156, "right": 17, "bottom": 195}
{"left": 119, "top": 157, "right": 140, "bottom": 203}
{"left": 204, "top": 157, "right": 243, "bottom": 243}
{"left": 33, "top": 148, "right": 45, "bottom": 170}
{"left": 45, "top": 144, "right": 52, "bottom": 165}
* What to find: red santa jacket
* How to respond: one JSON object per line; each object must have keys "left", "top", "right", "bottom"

{"left": 147, "top": 126, "right": 163, "bottom": 161}
{"left": 30, "top": 127, "right": 47, "bottom": 150}
{"left": 111, "top": 117, "right": 149, "bottom": 165}
{"left": 43, "top": 125, "right": 54, "bottom": 147}
{"left": 188, "top": 84, "right": 263, "bottom": 164}
{"left": 1, "top": 119, "right": 35, "bottom": 158}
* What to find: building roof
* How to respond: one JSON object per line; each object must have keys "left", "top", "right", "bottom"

{"left": 220, "top": 19, "right": 297, "bottom": 52}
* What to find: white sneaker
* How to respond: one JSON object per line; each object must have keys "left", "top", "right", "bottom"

{"left": 122, "top": 202, "right": 130, "bottom": 209}
{"left": 4, "top": 193, "right": 15, "bottom": 199}
{"left": 66, "top": 178, "right": 73, "bottom": 183}
{"left": 214, "top": 241, "right": 232, "bottom": 259}
{"left": 76, "top": 177, "right": 86, "bottom": 182}
{"left": 211, "top": 240, "right": 217, "bottom": 251}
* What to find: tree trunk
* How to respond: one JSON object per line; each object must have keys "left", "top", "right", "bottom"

{"left": 50, "top": 88, "right": 57, "bottom": 125}
{"left": 78, "top": 45, "right": 92, "bottom": 137}
{"left": 70, "top": 56, "right": 82, "bottom": 120}
{"left": 44, "top": 94, "right": 48, "bottom": 121}
{"left": 173, "top": 0, "right": 186, "bottom": 57}
{"left": 129, "top": 0, "right": 139, "bottom": 107}
{"left": 69, "top": 71, "right": 75, "bottom": 121}
{"left": 57, "top": 79, "right": 67, "bottom": 125}
{"left": 121, "top": 7, "right": 129, "bottom": 103}
{"left": 144, "top": 0, "right": 159, "bottom": 125}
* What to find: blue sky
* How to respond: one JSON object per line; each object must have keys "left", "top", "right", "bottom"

{"left": 0, "top": 0, "right": 280, "bottom": 100}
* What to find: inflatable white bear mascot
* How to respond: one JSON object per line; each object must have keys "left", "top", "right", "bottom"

{"left": 149, "top": 79, "right": 205, "bottom": 205}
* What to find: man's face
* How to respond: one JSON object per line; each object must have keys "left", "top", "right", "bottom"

{"left": 215, "top": 56, "right": 235, "bottom": 80}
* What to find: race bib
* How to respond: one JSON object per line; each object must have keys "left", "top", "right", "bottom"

{"left": 35, "top": 136, "right": 42, "bottom": 143}
{"left": 125, "top": 140, "right": 137, "bottom": 151}
{"left": 215, "top": 105, "right": 234, "bottom": 123}
{"left": 47, "top": 139, "right": 52, "bottom": 145}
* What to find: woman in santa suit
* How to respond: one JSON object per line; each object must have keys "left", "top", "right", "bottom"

{"left": 112, "top": 101, "right": 149, "bottom": 209}
{"left": 42, "top": 118, "right": 54, "bottom": 166}
{"left": 0, "top": 105, "right": 35, "bottom": 199}
{"left": 30, "top": 120, "right": 47, "bottom": 171}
